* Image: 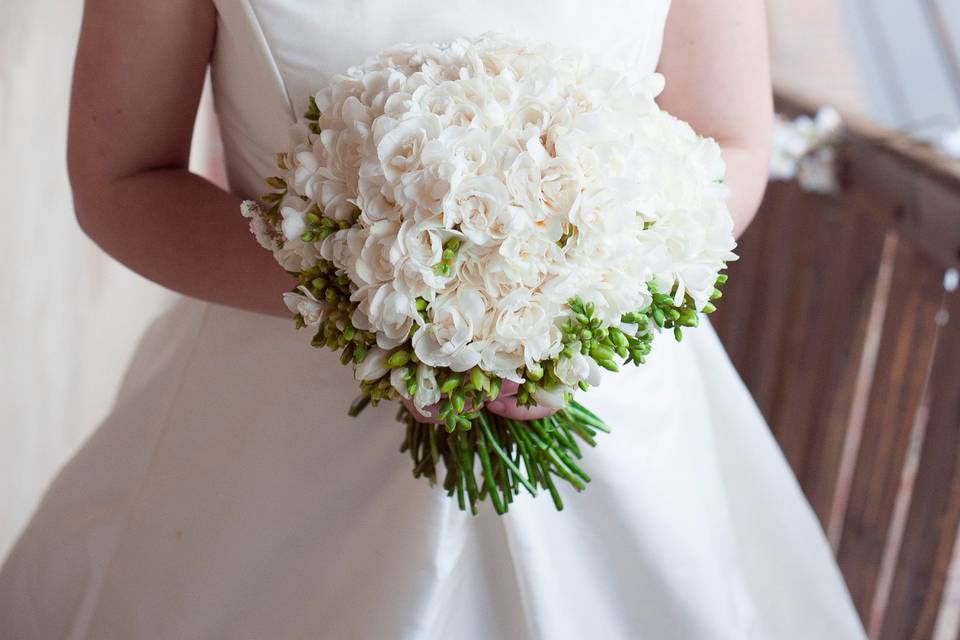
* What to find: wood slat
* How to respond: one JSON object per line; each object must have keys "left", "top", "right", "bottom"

{"left": 881, "top": 288, "right": 960, "bottom": 640}
{"left": 712, "top": 182, "right": 889, "bottom": 527}
{"left": 835, "top": 236, "right": 946, "bottom": 624}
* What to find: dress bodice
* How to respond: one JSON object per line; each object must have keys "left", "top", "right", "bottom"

{"left": 209, "top": 0, "right": 672, "bottom": 200}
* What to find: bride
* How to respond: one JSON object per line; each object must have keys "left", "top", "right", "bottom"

{"left": 1, "top": 0, "right": 867, "bottom": 637}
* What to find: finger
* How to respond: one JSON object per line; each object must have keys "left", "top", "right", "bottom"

{"left": 402, "top": 398, "right": 444, "bottom": 424}
{"left": 486, "top": 400, "right": 557, "bottom": 421}
{"left": 497, "top": 380, "right": 520, "bottom": 398}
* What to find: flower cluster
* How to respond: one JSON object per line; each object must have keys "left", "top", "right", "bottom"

{"left": 244, "top": 33, "right": 735, "bottom": 430}
{"left": 770, "top": 106, "right": 844, "bottom": 194}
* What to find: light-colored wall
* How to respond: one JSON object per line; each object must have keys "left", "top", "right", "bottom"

{"left": 833, "top": 0, "right": 959, "bottom": 135}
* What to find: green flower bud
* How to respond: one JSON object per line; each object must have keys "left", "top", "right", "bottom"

{"left": 445, "top": 237, "right": 461, "bottom": 252}
{"left": 674, "top": 326, "right": 684, "bottom": 342}
{"left": 353, "top": 343, "right": 367, "bottom": 363}
{"left": 609, "top": 327, "right": 629, "bottom": 348}
{"left": 439, "top": 399, "right": 453, "bottom": 418}
{"left": 702, "top": 302, "right": 717, "bottom": 314}
{"left": 580, "top": 329, "right": 593, "bottom": 341}
{"left": 489, "top": 378, "right": 502, "bottom": 400}
{"left": 440, "top": 374, "right": 462, "bottom": 394}
{"left": 386, "top": 350, "right": 411, "bottom": 368}
{"left": 526, "top": 363, "right": 544, "bottom": 382}
{"left": 716, "top": 273, "right": 729, "bottom": 285}
{"left": 451, "top": 390, "right": 466, "bottom": 413}
{"left": 470, "top": 368, "right": 490, "bottom": 392}
{"left": 415, "top": 298, "right": 428, "bottom": 311}
{"left": 598, "top": 359, "right": 619, "bottom": 372}
{"left": 590, "top": 345, "right": 615, "bottom": 361}
{"left": 442, "top": 248, "right": 456, "bottom": 261}
{"left": 652, "top": 306, "right": 666, "bottom": 327}
{"left": 710, "top": 288, "right": 723, "bottom": 300}
{"left": 300, "top": 231, "right": 316, "bottom": 243}
{"left": 594, "top": 327, "right": 608, "bottom": 342}
{"left": 445, "top": 415, "right": 458, "bottom": 433}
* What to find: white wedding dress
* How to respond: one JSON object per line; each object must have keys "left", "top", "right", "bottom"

{"left": 0, "top": 1, "right": 867, "bottom": 638}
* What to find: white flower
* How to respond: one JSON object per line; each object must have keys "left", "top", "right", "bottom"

{"left": 442, "top": 176, "right": 524, "bottom": 246}
{"left": 412, "top": 287, "right": 487, "bottom": 371}
{"left": 414, "top": 364, "right": 441, "bottom": 411}
{"left": 376, "top": 114, "right": 443, "bottom": 183}
{"left": 532, "top": 385, "right": 570, "bottom": 409}
{"left": 354, "top": 347, "right": 389, "bottom": 382}
{"left": 282, "top": 286, "right": 327, "bottom": 327}
{"left": 280, "top": 204, "right": 309, "bottom": 241}
{"left": 241, "top": 201, "right": 278, "bottom": 251}
{"left": 484, "top": 288, "right": 562, "bottom": 369}
{"left": 356, "top": 220, "right": 399, "bottom": 284}
{"left": 390, "top": 367, "right": 411, "bottom": 399}
{"left": 554, "top": 346, "right": 603, "bottom": 387}
{"left": 358, "top": 282, "right": 420, "bottom": 349}
{"left": 250, "top": 33, "right": 737, "bottom": 400}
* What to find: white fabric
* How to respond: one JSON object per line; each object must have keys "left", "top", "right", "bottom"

{"left": 0, "top": 1, "right": 867, "bottom": 638}
{"left": 0, "top": 0, "right": 178, "bottom": 564}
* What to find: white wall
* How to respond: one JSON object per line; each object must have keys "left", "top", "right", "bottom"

{"left": 836, "top": 0, "right": 960, "bottom": 136}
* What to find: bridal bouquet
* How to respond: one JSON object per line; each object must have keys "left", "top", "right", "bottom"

{"left": 242, "top": 34, "right": 736, "bottom": 514}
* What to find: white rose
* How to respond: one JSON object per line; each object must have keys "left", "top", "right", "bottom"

{"left": 412, "top": 287, "right": 487, "bottom": 371}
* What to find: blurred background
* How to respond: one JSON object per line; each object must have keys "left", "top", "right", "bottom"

{"left": 2, "top": 2, "right": 959, "bottom": 638}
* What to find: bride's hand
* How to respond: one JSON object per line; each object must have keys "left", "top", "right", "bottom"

{"left": 401, "top": 380, "right": 557, "bottom": 423}
{"left": 485, "top": 381, "right": 558, "bottom": 421}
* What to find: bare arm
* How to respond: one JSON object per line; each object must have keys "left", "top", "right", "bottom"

{"left": 657, "top": 0, "right": 774, "bottom": 237}
{"left": 68, "top": 0, "right": 295, "bottom": 316}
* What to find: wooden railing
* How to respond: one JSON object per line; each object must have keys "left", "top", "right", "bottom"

{"left": 711, "top": 93, "right": 960, "bottom": 640}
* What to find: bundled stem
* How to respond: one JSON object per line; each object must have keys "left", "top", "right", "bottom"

{"left": 394, "top": 401, "right": 610, "bottom": 515}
